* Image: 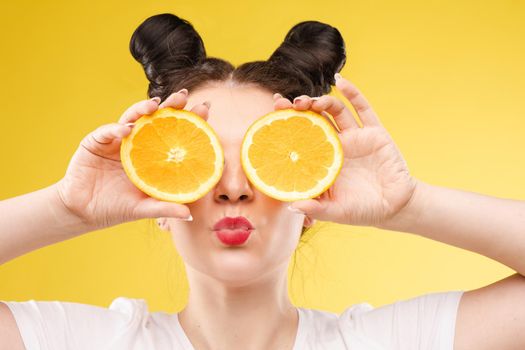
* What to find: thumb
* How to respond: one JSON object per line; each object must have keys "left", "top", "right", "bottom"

{"left": 133, "top": 197, "right": 193, "bottom": 220}
{"left": 288, "top": 199, "right": 326, "bottom": 217}
{"left": 288, "top": 198, "right": 343, "bottom": 223}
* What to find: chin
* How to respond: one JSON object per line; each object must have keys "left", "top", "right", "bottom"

{"left": 194, "top": 252, "right": 276, "bottom": 288}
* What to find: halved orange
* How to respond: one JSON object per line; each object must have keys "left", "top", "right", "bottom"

{"left": 241, "top": 109, "right": 344, "bottom": 202}
{"left": 120, "top": 107, "right": 224, "bottom": 203}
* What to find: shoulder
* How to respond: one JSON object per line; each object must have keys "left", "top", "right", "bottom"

{"left": 350, "top": 290, "right": 464, "bottom": 349}
{"left": 108, "top": 296, "right": 150, "bottom": 322}
{"left": 2, "top": 296, "right": 169, "bottom": 350}
{"left": 298, "top": 303, "right": 383, "bottom": 349}
{"left": 4, "top": 296, "right": 146, "bottom": 326}
{"left": 299, "top": 290, "right": 464, "bottom": 350}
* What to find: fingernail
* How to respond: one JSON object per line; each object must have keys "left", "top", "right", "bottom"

{"left": 202, "top": 101, "right": 211, "bottom": 109}
{"left": 125, "top": 122, "right": 135, "bottom": 127}
{"left": 287, "top": 205, "right": 304, "bottom": 214}
{"left": 293, "top": 97, "right": 303, "bottom": 104}
{"left": 176, "top": 214, "right": 193, "bottom": 221}
{"left": 177, "top": 88, "right": 188, "bottom": 96}
{"left": 273, "top": 93, "right": 283, "bottom": 100}
{"left": 311, "top": 97, "right": 321, "bottom": 101}
{"left": 150, "top": 97, "right": 161, "bottom": 104}
{"left": 334, "top": 73, "right": 342, "bottom": 81}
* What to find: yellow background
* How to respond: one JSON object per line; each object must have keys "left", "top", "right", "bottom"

{"left": 1, "top": 0, "right": 524, "bottom": 314}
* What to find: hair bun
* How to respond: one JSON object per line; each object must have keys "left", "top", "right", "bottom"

{"left": 129, "top": 13, "right": 206, "bottom": 99}
{"left": 269, "top": 20, "right": 346, "bottom": 96}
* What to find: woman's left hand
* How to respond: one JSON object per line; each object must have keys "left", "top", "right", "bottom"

{"left": 274, "top": 74, "right": 418, "bottom": 227}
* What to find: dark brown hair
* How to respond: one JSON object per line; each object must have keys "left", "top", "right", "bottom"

{"left": 129, "top": 13, "right": 346, "bottom": 103}
{"left": 130, "top": 13, "right": 346, "bottom": 236}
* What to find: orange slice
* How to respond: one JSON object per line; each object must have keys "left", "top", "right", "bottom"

{"left": 241, "top": 109, "right": 344, "bottom": 202}
{"left": 120, "top": 107, "right": 224, "bottom": 203}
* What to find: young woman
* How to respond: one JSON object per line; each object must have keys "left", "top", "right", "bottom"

{"left": 1, "top": 13, "right": 524, "bottom": 350}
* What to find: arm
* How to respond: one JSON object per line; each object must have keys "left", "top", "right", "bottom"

{"left": 281, "top": 75, "right": 525, "bottom": 349}
{"left": 0, "top": 93, "right": 200, "bottom": 267}
{"left": 0, "top": 303, "right": 24, "bottom": 350}
{"left": 378, "top": 180, "right": 525, "bottom": 276}
{"left": 0, "top": 91, "right": 202, "bottom": 349}
{"left": 377, "top": 180, "right": 525, "bottom": 349}
{"left": 0, "top": 183, "right": 90, "bottom": 266}
{"left": 377, "top": 180, "right": 525, "bottom": 350}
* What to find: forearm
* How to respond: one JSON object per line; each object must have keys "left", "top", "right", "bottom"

{"left": 378, "top": 179, "right": 525, "bottom": 276}
{"left": 0, "top": 183, "right": 92, "bottom": 265}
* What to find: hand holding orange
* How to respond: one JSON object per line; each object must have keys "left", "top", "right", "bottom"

{"left": 276, "top": 74, "right": 418, "bottom": 227}
{"left": 55, "top": 89, "right": 205, "bottom": 230}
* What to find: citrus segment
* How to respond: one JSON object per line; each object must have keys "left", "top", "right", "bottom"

{"left": 120, "top": 107, "right": 224, "bottom": 203}
{"left": 241, "top": 109, "right": 343, "bottom": 201}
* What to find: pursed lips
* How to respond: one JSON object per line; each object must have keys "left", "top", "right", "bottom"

{"left": 212, "top": 216, "right": 254, "bottom": 231}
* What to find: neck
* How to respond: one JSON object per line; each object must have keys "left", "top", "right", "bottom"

{"left": 178, "top": 261, "right": 299, "bottom": 350}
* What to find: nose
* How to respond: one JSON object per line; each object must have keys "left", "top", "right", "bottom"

{"left": 213, "top": 152, "right": 254, "bottom": 204}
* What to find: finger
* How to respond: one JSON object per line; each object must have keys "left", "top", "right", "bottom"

{"left": 118, "top": 97, "right": 161, "bottom": 124}
{"left": 273, "top": 94, "right": 293, "bottom": 110}
{"left": 158, "top": 89, "right": 189, "bottom": 109}
{"left": 335, "top": 75, "right": 381, "bottom": 127}
{"left": 292, "top": 95, "right": 314, "bottom": 111}
{"left": 92, "top": 123, "right": 133, "bottom": 144}
{"left": 133, "top": 197, "right": 193, "bottom": 220}
{"left": 189, "top": 101, "right": 210, "bottom": 121}
{"left": 303, "top": 216, "right": 316, "bottom": 228}
{"left": 287, "top": 198, "right": 345, "bottom": 224}
{"left": 80, "top": 123, "right": 132, "bottom": 160}
{"left": 311, "top": 95, "right": 360, "bottom": 130}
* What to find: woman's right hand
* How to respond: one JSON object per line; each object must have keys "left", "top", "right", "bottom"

{"left": 55, "top": 89, "right": 210, "bottom": 230}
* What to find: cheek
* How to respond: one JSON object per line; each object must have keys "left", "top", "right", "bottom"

{"left": 167, "top": 221, "right": 207, "bottom": 263}
{"left": 262, "top": 212, "right": 304, "bottom": 259}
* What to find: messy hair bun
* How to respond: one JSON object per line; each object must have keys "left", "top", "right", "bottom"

{"left": 129, "top": 13, "right": 233, "bottom": 101}
{"left": 129, "top": 13, "right": 346, "bottom": 102}
{"left": 267, "top": 20, "right": 346, "bottom": 97}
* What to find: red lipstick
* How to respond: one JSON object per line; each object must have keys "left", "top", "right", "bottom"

{"left": 213, "top": 216, "right": 254, "bottom": 245}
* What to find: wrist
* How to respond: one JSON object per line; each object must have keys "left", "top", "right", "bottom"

{"left": 51, "top": 180, "right": 94, "bottom": 235}
{"left": 376, "top": 178, "right": 430, "bottom": 233}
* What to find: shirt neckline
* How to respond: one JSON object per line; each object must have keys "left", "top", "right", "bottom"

{"left": 173, "top": 307, "right": 306, "bottom": 350}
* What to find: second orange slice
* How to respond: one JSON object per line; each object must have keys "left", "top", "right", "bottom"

{"left": 241, "top": 109, "right": 344, "bottom": 202}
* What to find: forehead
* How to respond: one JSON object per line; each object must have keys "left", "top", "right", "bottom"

{"left": 186, "top": 82, "right": 274, "bottom": 145}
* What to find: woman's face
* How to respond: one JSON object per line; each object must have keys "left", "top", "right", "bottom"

{"left": 159, "top": 82, "right": 312, "bottom": 287}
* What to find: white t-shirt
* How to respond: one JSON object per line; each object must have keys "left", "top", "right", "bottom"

{"left": 2, "top": 290, "right": 464, "bottom": 350}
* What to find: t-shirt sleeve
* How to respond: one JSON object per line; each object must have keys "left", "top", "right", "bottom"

{"left": 339, "top": 290, "right": 464, "bottom": 350}
{"left": 1, "top": 297, "right": 149, "bottom": 350}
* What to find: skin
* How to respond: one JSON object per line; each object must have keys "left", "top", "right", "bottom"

{"left": 1, "top": 75, "right": 525, "bottom": 349}
{"left": 153, "top": 77, "right": 417, "bottom": 349}
{"left": 157, "top": 82, "right": 314, "bottom": 350}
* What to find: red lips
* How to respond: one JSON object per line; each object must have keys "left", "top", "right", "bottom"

{"left": 213, "top": 216, "right": 254, "bottom": 246}
{"left": 213, "top": 216, "right": 254, "bottom": 231}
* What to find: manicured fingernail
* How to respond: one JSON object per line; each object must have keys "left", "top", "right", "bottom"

{"left": 150, "top": 97, "right": 161, "bottom": 104}
{"left": 293, "top": 97, "right": 303, "bottom": 104}
{"left": 177, "top": 88, "right": 188, "bottom": 96}
{"left": 202, "top": 101, "right": 211, "bottom": 108}
{"left": 287, "top": 205, "right": 304, "bottom": 214}
{"left": 334, "top": 73, "right": 342, "bottom": 81}
{"left": 176, "top": 214, "right": 193, "bottom": 221}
